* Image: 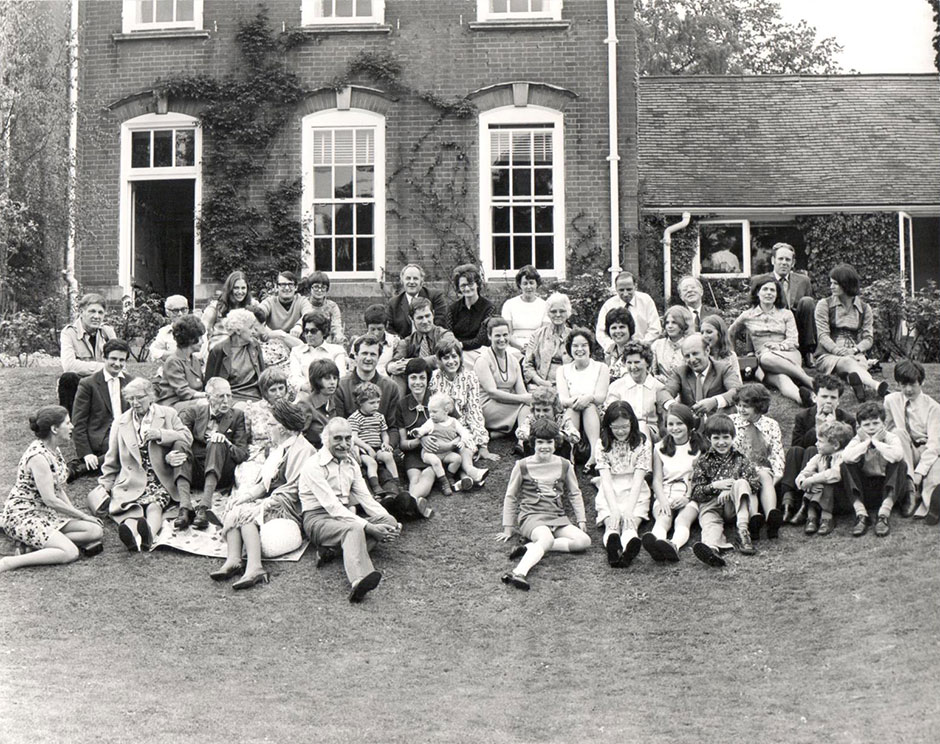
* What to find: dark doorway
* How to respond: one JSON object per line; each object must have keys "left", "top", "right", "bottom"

{"left": 912, "top": 216, "right": 940, "bottom": 291}
{"left": 132, "top": 179, "right": 195, "bottom": 304}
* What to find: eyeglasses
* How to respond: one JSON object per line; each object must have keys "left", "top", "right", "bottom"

{"left": 277, "top": 282, "right": 295, "bottom": 288}
{"left": 167, "top": 307, "right": 188, "bottom": 314}
{"left": 304, "top": 328, "right": 321, "bottom": 335}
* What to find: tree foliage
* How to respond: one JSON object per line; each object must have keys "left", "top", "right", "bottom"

{"left": 636, "top": 0, "right": 843, "bottom": 75}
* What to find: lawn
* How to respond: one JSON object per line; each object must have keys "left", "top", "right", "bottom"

{"left": 1, "top": 363, "right": 939, "bottom": 744}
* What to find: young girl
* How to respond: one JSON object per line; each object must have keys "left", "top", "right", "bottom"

{"left": 515, "top": 386, "right": 580, "bottom": 458}
{"left": 795, "top": 420, "right": 854, "bottom": 536}
{"left": 347, "top": 382, "right": 400, "bottom": 496}
{"left": 497, "top": 418, "right": 590, "bottom": 590}
{"left": 594, "top": 401, "right": 652, "bottom": 568}
{"left": 644, "top": 404, "right": 705, "bottom": 562}
{"left": 408, "top": 392, "right": 489, "bottom": 495}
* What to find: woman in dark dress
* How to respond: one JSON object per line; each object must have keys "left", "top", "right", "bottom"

{"left": 447, "top": 264, "right": 495, "bottom": 367}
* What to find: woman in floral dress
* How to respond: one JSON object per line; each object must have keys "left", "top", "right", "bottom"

{"left": 1, "top": 406, "right": 104, "bottom": 573}
{"left": 235, "top": 367, "right": 290, "bottom": 490}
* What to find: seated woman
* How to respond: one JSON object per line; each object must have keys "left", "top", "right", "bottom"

{"left": 815, "top": 263, "right": 888, "bottom": 401}
{"left": 429, "top": 336, "right": 498, "bottom": 461}
{"left": 396, "top": 358, "right": 437, "bottom": 512}
{"left": 213, "top": 399, "right": 316, "bottom": 590}
{"left": 447, "top": 264, "right": 495, "bottom": 367}
{"left": 523, "top": 292, "right": 572, "bottom": 392}
{"left": 651, "top": 305, "right": 694, "bottom": 385}
{"left": 236, "top": 367, "right": 290, "bottom": 489}
{"left": 201, "top": 270, "right": 256, "bottom": 345}
{"left": 92, "top": 378, "right": 192, "bottom": 552}
{"left": 475, "top": 317, "right": 533, "bottom": 439}
{"left": 500, "top": 265, "right": 547, "bottom": 353}
{"left": 288, "top": 310, "right": 347, "bottom": 394}
{"left": 702, "top": 313, "right": 761, "bottom": 383}
{"left": 205, "top": 307, "right": 267, "bottom": 404}
{"left": 0, "top": 406, "right": 104, "bottom": 573}
{"left": 556, "top": 327, "right": 610, "bottom": 470}
{"left": 298, "top": 270, "right": 345, "bottom": 344}
{"left": 729, "top": 274, "right": 814, "bottom": 405}
{"left": 297, "top": 359, "right": 339, "bottom": 449}
{"left": 156, "top": 314, "right": 207, "bottom": 409}
{"left": 603, "top": 307, "right": 637, "bottom": 382}
{"left": 605, "top": 340, "right": 662, "bottom": 440}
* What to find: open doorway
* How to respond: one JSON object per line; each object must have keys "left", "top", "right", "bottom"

{"left": 132, "top": 179, "right": 195, "bottom": 304}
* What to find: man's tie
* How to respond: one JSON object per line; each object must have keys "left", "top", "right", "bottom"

{"left": 782, "top": 276, "right": 791, "bottom": 308}
{"left": 693, "top": 310, "right": 701, "bottom": 331}
{"left": 694, "top": 372, "right": 704, "bottom": 402}
{"left": 418, "top": 333, "right": 431, "bottom": 357}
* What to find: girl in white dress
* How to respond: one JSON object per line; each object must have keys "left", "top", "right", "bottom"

{"left": 556, "top": 328, "right": 609, "bottom": 471}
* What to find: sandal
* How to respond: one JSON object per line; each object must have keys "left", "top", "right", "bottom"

{"left": 233, "top": 569, "right": 270, "bottom": 591}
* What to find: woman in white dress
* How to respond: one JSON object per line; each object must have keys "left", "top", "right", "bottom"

{"left": 500, "top": 265, "right": 547, "bottom": 353}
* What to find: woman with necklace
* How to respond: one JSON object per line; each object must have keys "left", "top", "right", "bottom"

{"left": 447, "top": 264, "right": 495, "bottom": 368}
{"left": 1, "top": 406, "right": 104, "bottom": 573}
{"left": 475, "top": 317, "right": 533, "bottom": 438}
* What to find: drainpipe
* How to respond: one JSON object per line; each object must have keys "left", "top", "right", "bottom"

{"left": 605, "top": 0, "right": 620, "bottom": 288}
{"left": 898, "top": 211, "right": 913, "bottom": 295}
{"left": 65, "top": 0, "right": 80, "bottom": 320}
{"left": 662, "top": 212, "right": 691, "bottom": 301}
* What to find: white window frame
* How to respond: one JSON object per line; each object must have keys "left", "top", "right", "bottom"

{"left": 121, "top": 0, "right": 203, "bottom": 32}
{"left": 478, "top": 106, "right": 566, "bottom": 281}
{"left": 301, "top": 109, "right": 386, "bottom": 280}
{"left": 694, "top": 219, "right": 751, "bottom": 280}
{"left": 301, "top": 0, "right": 385, "bottom": 26}
{"left": 476, "top": 0, "right": 562, "bottom": 22}
{"left": 119, "top": 112, "right": 202, "bottom": 296}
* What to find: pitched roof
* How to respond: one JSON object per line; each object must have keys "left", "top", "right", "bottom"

{"left": 638, "top": 74, "right": 940, "bottom": 210}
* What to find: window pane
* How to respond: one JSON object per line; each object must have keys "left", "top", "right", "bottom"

{"left": 314, "top": 167, "right": 332, "bottom": 199}
{"left": 356, "top": 203, "right": 373, "bottom": 235}
{"left": 175, "top": 129, "right": 194, "bottom": 166}
{"left": 314, "top": 238, "right": 333, "bottom": 271}
{"left": 493, "top": 236, "right": 511, "bottom": 270}
{"left": 513, "top": 206, "right": 532, "bottom": 233}
{"left": 137, "top": 0, "right": 154, "bottom": 23}
{"left": 492, "top": 169, "right": 509, "bottom": 197}
{"left": 493, "top": 207, "right": 510, "bottom": 234}
{"left": 153, "top": 130, "right": 173, "bottom": 167}
{"left": 534, "top": 236, "right": 553, "bottom": 269}
{"left": 312, "top": 131, "right": 332, "bottom": 164}
{"left": 356, "top": 238, "right": 373, "bottom": 271}
{"left": 358, "top": 0, "right": 373, "bottom": 16}
{"left": 491, "top": 0, "right": 508, "bottom": 12}
{"left": 355, "top": 129, "right": 374, "bottom": 164}
{"left": 510, "top": 0, "right": 528, "bottom": 12}
{"left": 511, "top": 132, "right": 530, "bottom": 163}
{"left": 511, "top": 168, "right": 531, "bottom": 197}
{"left": 334, "top": 165, "right": 354, "bottom": 199}
{"left": 533, "top": 133, "right": 552, "bottom": 164}
{"left": 335, "top": 238, "right": 354, "bottom": 271}
{"left": 534, "top": 206, "right": 553, "bottom": 233}
{"left": 132, "top": 131, "right": 150, "bottom": 168}
{"left": 355, "top": 166, "right": 374, "bottom": 198}
{"left": 336, "top": 0, "right": 354, "bottom": 17}
{"left": 335, "top": 204, "right": 353, "bottom": 235}
{"left": 155, "top": 0, "right": 173, "bottom": 22}
{"left": 513, "top": 236, "right": 532, "bottom": 269}
{"left": 313, "top": 205, "right": 332, "bottom": 235}
{"left": 531, "top": 0, "right": 545, "bottom": 10}
{"left": 334, "top": 130, "right": 354, "bottom": 163}
{"left": 534, "top": 168, "right": 552, "bottom": 196}
{"left": 491, "top": 131, "right": 510, "bottom": 165}
{"left": 177, "top": 0, "right": 194, "bottom": 21}
{"left": 317, "top": 0, "right": 332, "bottom": 18}
{"left": 699, "top": 224, "right": 744, "bottom": 275}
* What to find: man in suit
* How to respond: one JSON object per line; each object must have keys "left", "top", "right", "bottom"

{"left": 386, "top": 264, "right": 450, "bottom": 338}
{"left": 658, "top": 334, "right": 742, "bottom": 417}
{"left": 69, "top": 338, "right": 134, "bottom": 481}
{"left": 386, "top": 297, "right": 455, "bottom": 391}
{"left": 173, "top": 377, "right": 249, "bottom": 530}
{"left": 769, "top": 242, "right": 816, "bottom": 367}
{"left": 675, "top": 275, "right": 718, "bottom": 332}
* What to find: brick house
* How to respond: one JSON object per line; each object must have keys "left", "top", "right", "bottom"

{"left": 74, "top": 0, "right": 639, "bottom": 312}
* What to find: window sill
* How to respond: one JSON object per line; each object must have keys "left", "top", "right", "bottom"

{"left": 112, "top": 29, "right": 210, "bottom": 42}
{"left": 469, "top": 19, "right": 570, "bottom": 31}
{"left": 295, "top": 23, "right": 392, "bottom": 35}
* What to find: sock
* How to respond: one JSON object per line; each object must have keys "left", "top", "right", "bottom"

{"left": 550, "top": 537, "right": 574, "bottom": 552}
{"left": 515, "top": 543, "right": 545, "bottom": 576}
{"left": 672, "top": 523, "right": 690, "bottom": 548}
{"left": 651, "top": 518, "right": 668, "bottom": 541}
{"left": 853, "top": 501, "right": 867, "bottom": 518}
{"left": 877, "top": 505, "right": 892, "bottom": 519}
{"left": 202, "top": 473, "right": 218, "bottom": 508}
{"left": 821, "top": 510, "right": 833, "bottom": 520}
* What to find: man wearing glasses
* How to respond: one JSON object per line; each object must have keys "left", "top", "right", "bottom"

{"left": 149, "top": 295, "right": 191, "bottom": 362}
{"left": 258, "top": 271, "right": 313, "bottom": 350}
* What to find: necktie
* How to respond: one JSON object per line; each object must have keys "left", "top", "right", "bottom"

{"left": 107, "top": 377, "right": 122, "bottom": 417}
{"left": 694, "top": 373, "right": 704, "bottom": 402}
{"left": 782, "top": 277, "right": 791, "bottom": 308}
{"left": 693, "top": 310, "right": 700, "bottom": 331}
{"left": 418, "top": 333, "right": 431, "bottom": 357}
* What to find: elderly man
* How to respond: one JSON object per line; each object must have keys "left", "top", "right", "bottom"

{"left": 148, "top": 294, "right": 190, "bottom": 362}
{"left": 299, "top": 417, "right": 401, "bottom": 603}
{"left": 172, "top": 377, "right": 249, "bottom": 530}
{"left": 769, "top": 242, "right": 816, "bottom": 367}
{"left": 675, "top": 275, "right": 718, "bottom": 332}
{"left": 386, "top": 297, "right": 455, "bottom": 390}
{"left": 58, "top": 293, "right": 117, "bottom": 413}
{"left": 595, "top": 271, "right": 662, "bottom": 349}
{"left": 386, "top": 263, "right": 450, "bottom": 338}
{"left": 657, "top": 334, "right": 742, "bottom": 417}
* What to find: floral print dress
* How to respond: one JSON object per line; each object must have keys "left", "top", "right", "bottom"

{"left": 1, "top": 440, "right": 72, "bottom": 548}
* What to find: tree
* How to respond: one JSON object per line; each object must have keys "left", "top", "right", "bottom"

{"left": 636, "top": 0, "right": 844, "bottom": 75}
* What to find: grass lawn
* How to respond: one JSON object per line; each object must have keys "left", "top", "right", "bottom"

{"left": 1, "top": 363, "right": 939, "bottom": 743}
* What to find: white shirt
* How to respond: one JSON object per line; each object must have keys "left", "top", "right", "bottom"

{"left": 606, "top": 373, "right": 663, "bottom": 433}
{"left": 595, "top": 291, "right": 662, "bottom": 349}
{"left": 103, "top": 371, "right": 124, "bottom": 418}
{"left": 298, "top": 447, "right": 389, "bottom": 524}
{"left": 500, "top": 295, "right": 547, "bottom": 349}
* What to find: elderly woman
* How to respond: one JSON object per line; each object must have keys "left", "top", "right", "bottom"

{"left": 205, "top": 307, "right": 267, "bottom": 403}
{"left": 603, "top": 307, "right": 637, "bottom": 382}
{"left": 475, "top": 317, "right": 533, "bottom": 436}
{"left": 448, "top": 264, "right": 495, "bottom": 367}
{"left": 90, "top": 378, "right": 192, "bottom": 552}
{"left": 396, "top": 358, "right": 438, "bottom": 513}
{"left": 500, "top": 265, "right": 547, "bottom": 352}
{"left": 429, "top": 336, "right": 498, "bottom": 461}
{"left": 523, "top": 292, "right": 573, "bottom": 391}
{"left": 235, "top": 367, "right": 290, "bottom": 490}
{"left": 156, "top": 314, "right": 207, "bottom": 409}
{"left": 0, "top": 406, "right": 104, "bottom": 573}
{"left": 298, "top": 358, "right": 339, "bottom": 449}
{"left": 387, "top": 263, "right": 450, "bottom": 338}
{"left": 298, "top": 270, "right": 345, "bottom": 344}
{"left": 201, "top": 270, "right": 256, "bottom": 343}
{"left": 288, "top": 310, "right": 347, "bottom": 394}
{"left": 212, "top": 399, "right": 316, "bottom": 589}
{"left": 258, "top": 271, "right": 313, "bottom": 350}
{"left": 651, "top": 305, "right": 695, "bottom": 385}
{"left": 815, "top": 263, "right": 887, "bottom": 401}
{"left": 605, "top": 340, "right": 663, "bottom": 440}
{"left": 730, "top": 274, "right": 814, "bottom": 405}
{"left": 557, "top": 327, "right": 610, "bottom": 470}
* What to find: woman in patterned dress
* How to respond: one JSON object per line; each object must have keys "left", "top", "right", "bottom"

{"left": 234, "top": 367, "right": 290, "bottom": 490}
{"left": 651, "top": 305, "right": 694, "bottom": 385}
{"left": 0, "top": 406, "right": 104, "bottom": 573}
{"left": 212, "top": 400, "right": 315, "bottom": 590}
{"left": 603, "top": 307, "right": 637, "bottom": 382}
{"left": 556, "top": 327, "right": 610, "bottom": 471}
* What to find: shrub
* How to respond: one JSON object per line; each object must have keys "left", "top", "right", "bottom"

{"left": 864, "top": 278, "right": 940, "bottom": 363}
{"left": 107, "top": 292, "right": 166, "bottom": 362}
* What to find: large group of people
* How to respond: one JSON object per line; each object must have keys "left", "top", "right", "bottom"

{"left": 3, "top": 244, "right": 938, "bottom": 601}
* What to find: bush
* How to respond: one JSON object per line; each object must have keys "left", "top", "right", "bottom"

{"left": 0, "top": 301, "right": 62, "bottom": 366}
{"left": 864, "top": 278, "right": 940, "bottom": 363}
{"left": 107, "top": 292, "right": 167, "bottom": 362}
{"left": 547, "top": 272, "right": 615, "bottom": 332}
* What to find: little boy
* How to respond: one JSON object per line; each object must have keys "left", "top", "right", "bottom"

{"left": 882, "top": 359, "right": 940, "bottom": 521}
{"left": 690, "top": 414, "right": 762, "bottom": 567}
{"left": 515, "top": 387, "right": 580, "bottom": 458}
{"left": 795, "top": 420, "right": 854, "bottom": 536}
{"left": 840, "top": 401, "right": 907, "bottom": 537}
{"left": 347, "top": 381, "right": 400, "bottom": 496}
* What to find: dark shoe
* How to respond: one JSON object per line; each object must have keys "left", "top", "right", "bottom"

{"left": 748, "top": 513, "right": 764, "bottom": 541}
{"left": 766, "top": 508, "right": 783, "bottom": 539}
{"left": 348, "top": 570, "right": 381, "bottom": 603}
{"left": 798, "top": 386, "right": 814, "bottom": 408}
{"left": 605, "top": 533, "right": 623, "bottom": 566}
{"left": 804, "top": 514, "right": 819, "bottom": 535}
{"left": 233, "top": 568, "right": 270, "bottom": 591}
{"left": 210, "top": 562, "right": 244, "bottom": 581}
{"left": 657, "top": 538, "right": 680, "bottom": 563}
{"left": 513, "top": 442, "right": 525, "bottom": 456}
{"left": 316, "top": 546, "right": 341, "bottom": 568}
{"left": 173, "top": 507, "right": 193, "bottom": 531}
{"left": 790, "top": 503, "right": 808, "bottom": 526}
{"left": 817, "top": 517, "right": 835, "bottom": 536}
{"left": 781, "top": 501, "right": 796, "bottom": 524}
{"left": 874, "top": 515, "right": 890, "bottom": 537}
{"left": 876, "top": 381, "right": 890, "bottom": 399}
{"left": 500, "top": 571, "right": 530, "bottom": 591}
{"left": 925, "top": 485, "right": 940, "bottom": 526}
{"left": 641, "top": 532, "right": 663, "bottom": 562}
{"left": 81, "top": 541, "right": 104, "bottom": 557}
{"left": 192, "top": 506, "right": 209, "bottom": 530}
{"left": 803, "top": 351, "right": 816, "bottom": 369}
{"left": 136, "top": 519, "right": 153, "bottom": 551}
{"left": 118, "top": 521, "right": 140, "bottom": 552}
{"left": 901, "top": 490, "right": 921, "bottom": 518}
{"left": 508, "top": 544, "right": 528, "bottom": 560}
{"left": 413, "top": 496, "right": 433, "bottom": 519}
{"left": 453, "top": 476, "right": 474, "bottom": 492}
{"left": 736, "top": 527, "right": 756, "bottom": 555}
{"left": 852, "top": 514, "right": 871, "bottom": 537}
{"left": 66, "top": 458, "right": 89, "bottom": 484}
{"left": 616, "top": 536, "right": 642, "bottom": 568}
{"left": 692, "top": 541, "right": 725, "bottom": 568}
{"left": 847, "top": 372, "right": 866, "bottom": 402}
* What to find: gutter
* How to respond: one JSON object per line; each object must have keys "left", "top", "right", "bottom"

{"left": 663, "top": 212, "right": 691, "bottom": 301}
{"left": 605, "top": 0, "right": 620, "bottom": 288}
